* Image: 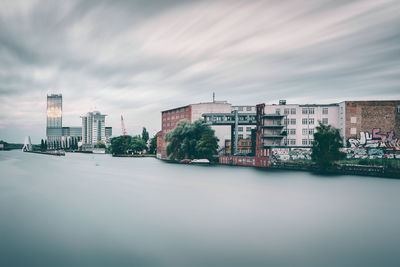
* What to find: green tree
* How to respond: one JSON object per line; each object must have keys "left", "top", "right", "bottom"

{"left": 196, "top": 133, "right": 219, "bottom": 161}
{"left": 312, "top": 122, "right": 345, "bottom": 170}
{"left": 44, "top": 140, "right": 47, "bottom": 151}
{"left": 142, "top": 127, "right": 149, "bottom": 143}
{"left": 40, "top": 139, "right": 44, "bottom": 151}
{"left": 95, "top": 141, "right": 106, "bottom": 148}
{"left": 166, "top": 120, "right": 218, "bottom": 160}
{"left": 130, "top": 137, "right": 147, "bottom": 154}
{"left": 148, "top": 135, "right": 158, "bottom": 154}
{"left": 110, "top": 136, "right": 132, "bottom": 155}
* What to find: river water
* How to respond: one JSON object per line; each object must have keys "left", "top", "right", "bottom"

{"left": 1, "top": 150, "right": 400, "bottom": 267}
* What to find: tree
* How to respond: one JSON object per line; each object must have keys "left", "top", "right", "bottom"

{"left": 148, "top": 135, "right": 157, "bottom": 154}
{"left": 95, "top": 141, "right": 106, "bottom": 148}
{"left": 111, "top": 136, "right": 132, "bottom": 155}
{"left": 142, "top": 127, "right": 149, "bottom": 143}
{"left": 196, "top": 133, "right": 219, "bottom": 161}
{"left": 312, "top": 122, "right": 345, "bottom": 170}
{"left": 166, "top": 120, "right": 219, "bottom": 160}
{"left": 130, "top": 137, "right": 147, "bottom": 154}
{"left": 40, "top": 139, "right": 44, "bottom": 151}
{"left": 44, "top": 140, "right": 47, "bottom": 151}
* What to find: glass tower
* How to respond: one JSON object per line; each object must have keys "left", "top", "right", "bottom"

{"left": 46, "top": 94, "right": 63, "bottom": 148}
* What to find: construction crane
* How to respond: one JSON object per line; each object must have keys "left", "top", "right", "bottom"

{"left": 121, "top": 115, "right": 127, "bottom": 136}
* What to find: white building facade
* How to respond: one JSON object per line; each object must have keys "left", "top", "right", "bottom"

{"left": 263, "top": 102, "right": 339, "bottom": 147}
{"left": 81, "top": 111, "right": 107, "bottom": 147}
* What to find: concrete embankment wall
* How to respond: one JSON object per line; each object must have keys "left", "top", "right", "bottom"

{"left": 218, "top": 156, "right": 400, "bottom": 178}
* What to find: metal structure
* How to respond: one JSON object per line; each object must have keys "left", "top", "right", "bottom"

{"left": 22, "top": 136, "right": 32, "bottom": 152}
{"left": 121, "top": 115, "right": 127, "bottom": 136}
{"left": 202, "top": 110, "right": 256, "bottom": 155}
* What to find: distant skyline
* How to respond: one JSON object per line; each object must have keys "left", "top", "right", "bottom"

{"left": 1, "top": 0, "right": 400, "bottom": 143}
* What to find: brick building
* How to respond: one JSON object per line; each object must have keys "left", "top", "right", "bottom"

{"left": 339, "top": 101, "right": 400, "bottom": 148}
{"left": 158, "top": 101, "right": 232, "bottom": 159}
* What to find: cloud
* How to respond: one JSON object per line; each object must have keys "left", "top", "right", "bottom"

{"left": 0, "top": 0, "right": 399, "bottom": 143}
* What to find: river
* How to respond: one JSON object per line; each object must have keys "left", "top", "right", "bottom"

{"left": 1, "top": 150, "right": 400, "bottom": 267}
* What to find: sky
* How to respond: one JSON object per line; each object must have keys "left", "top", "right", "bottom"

{"left": 0, "top": 0, "right": 399, "bottom": 143}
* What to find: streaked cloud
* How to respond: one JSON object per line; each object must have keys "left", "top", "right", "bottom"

{"left": 0, "top": 0, "right": 399, "bottom": 142}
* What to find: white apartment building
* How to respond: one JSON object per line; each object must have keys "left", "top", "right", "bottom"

{"left": 81, "top": 111, "right": 107, "bottom": 147}
{"left": 263, "top": 101, "right": 339, "bottom": 147}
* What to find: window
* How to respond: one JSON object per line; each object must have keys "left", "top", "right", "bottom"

{"left": 238, "top": 134, "right": 243, "bottom": 139}
{"left": 284, "top": 118, "right": 289, "bottom": 125}
{"left": 302, "top": 129, "right": 308, "bottom": 135}
{"left": 291, "top": 108, "right": 296, "bottom": 114}
{"left": 242, "top": 141, "right": 248, "bottom": 146}
{"left": 351, "top": 117, "right": 357, "bottom": 123}
{"left": 309, "top": 129, "right": 314, "bottom": 135}
{"left": 302, "top": 108, "right": 314, "bottom": 114}
{"left": 302, "top": 139, "right": 308, "bottom": 145}
{"left": 309, "top": 118, "right": 314, "bottom": 124}
{"left": 308, "top": 139, "right": 314, "bottom": 145}
{"left": 275, "top": 109, "right": 281, "bottom": 115}
{"left": 290, "top": 118, "right": 296, "bottom": 125}
{"left": 238, "top": 127, "right": 243, "bottom": 131}
{"left": 302, "top": 118, "right": 308, "bottom": 125}
{"left": 238, "top": 107, "right": 243, "bottom": 111}
{"left": 284, "top": 108, "right": 289, "bottom": 115}
{"left": 397, "top": 106, "right": 400, "bottom": 113}
{"left": 322, "top": 118, "right": 328, "bottom": 125}
{"left": 323, "top": 108, "right": 328, "bottom": 114}
{"left": 289, "top": 129, "right": 296, "bottom": 135}
{"left": 246, "top": 106, "right": 252, "bottom": 111}
{"left": 350, "top": 128, "right": 356, "bottom": 135}
{"left": 246, "top": 127, "right": 251, "bottom": 132}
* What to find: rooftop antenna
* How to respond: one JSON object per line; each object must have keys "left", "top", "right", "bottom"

{"left": 213, "top": 92, "right": 215, "bottom": 103}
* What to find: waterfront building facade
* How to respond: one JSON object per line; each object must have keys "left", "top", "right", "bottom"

{"left": 81, "top": 111, "right": 107, "bottom": 149}
{"left": 232, "top": 106, "right": 256, "bottom": 139}
{"left": 159, "top": 101, "right": 232, "bottom": 159}
{"left": 62, "top": 126, "right": 82, "bottom": 148}
{"left": 261, "top": 101, "right": 339, "bottom": 148}
{"left": 339, "top": 100, "right": 400, "bottom": 148}
{"left": 46, "top": 94, "right": 63, "bottom": 149}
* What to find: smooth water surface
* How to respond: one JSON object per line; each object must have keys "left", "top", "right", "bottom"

{"left": 1, "top": 150, "right": 400, "bottom": 266}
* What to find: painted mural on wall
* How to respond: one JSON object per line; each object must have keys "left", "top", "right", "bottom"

{"left": 347, "top": 128, "right": 400, "bottom": 148}
{"left": 271, "top": 148, "right": 312, "bottom": 162}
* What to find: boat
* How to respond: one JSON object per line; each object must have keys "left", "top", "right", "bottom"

{"left": 190, "top": 159, "right": 210, "bottom": 165}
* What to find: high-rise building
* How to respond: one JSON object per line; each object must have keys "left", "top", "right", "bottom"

{"left": 81, "top": 111, "right": 107, "bottom": 149}
{"left": 105, "top": 127, "right": 112, "bottom": 138}
{"left": 46, "top": 94, "right": 63, "bottom": 149}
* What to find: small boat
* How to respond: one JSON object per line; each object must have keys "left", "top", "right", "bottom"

{"left": 190, "top": 159, "right": 210, "bottom": 165}
{"left": 180, "top": 159, "right": 191, "bottom": 164}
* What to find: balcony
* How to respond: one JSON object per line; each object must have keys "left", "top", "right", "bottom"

{"left": 262, "top": 124, "right": 284, "bottom": 128}
{"left": 262, "top": 114, "right": 285, "bottom": 118}
{"left": 262, "top": 135, "right": 285, "bottom": 138}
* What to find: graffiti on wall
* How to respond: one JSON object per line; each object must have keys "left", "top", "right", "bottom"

{"left": 342, "top": 147, "right": 400, "bottom": 159}
{"left": 271, "top": 148, "right": 312, "bottom": 162}
{"left": 348, "top": 128, "right": 400, "bottom": 148}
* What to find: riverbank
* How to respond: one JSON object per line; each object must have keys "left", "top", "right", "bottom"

{"left": 25, "top": 150, "right": 65, "bottom": 156}
{"left": 271, "top": 161, "right": 400, "bottom": 178}
{"left": 112, "top": 154, "right": 156, "bottom": 158}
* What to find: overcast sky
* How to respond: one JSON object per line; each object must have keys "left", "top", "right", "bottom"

{"left": 1, "top": 0, "right": 399, "bottom": 143}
